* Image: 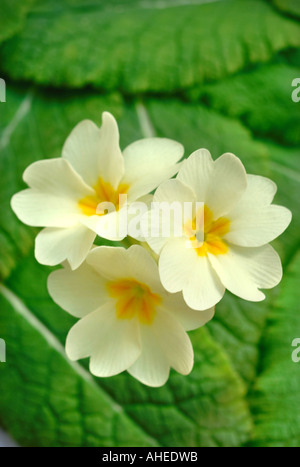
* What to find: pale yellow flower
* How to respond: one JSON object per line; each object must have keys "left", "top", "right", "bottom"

{"left": 11, "top": 112, "right": 183, "bottom": 269}
{"left": 142, "top": 149, "right": 292, "bottom": 310}
{"left": 48, "top": 245, "right": 214, "bottom": 387}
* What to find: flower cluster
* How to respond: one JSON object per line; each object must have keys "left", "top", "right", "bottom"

{"left": 11, "top": 112, "right": 291, "bottom": 387}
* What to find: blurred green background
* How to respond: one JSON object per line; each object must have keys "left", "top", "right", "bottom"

{"left": 0, "top": 0, "right": 299, "bottom": 447}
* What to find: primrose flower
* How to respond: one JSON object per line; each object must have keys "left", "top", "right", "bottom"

{"left": 11, "top": 112, "right": 183, "bottom": 270}
{"left": 141, "top": 149, "right": 292, "bottom": 311}
{"left": 48, "top": 245, "right": 214, "bottom": 387}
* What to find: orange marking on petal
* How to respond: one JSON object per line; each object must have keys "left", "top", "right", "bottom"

{"left": 107, "top": 279, "right": 161, "bottom": 325}
{"left": 185, "top": 205, "right": 230, "bottom": 257}
{"left": 78, "top": 178, "right": 129, "bottom": 216}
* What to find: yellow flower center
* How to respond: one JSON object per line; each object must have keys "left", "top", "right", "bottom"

{"left": 78, "top": 178, "right": 129, "bottom": 216}
{"left": 106, "top": 279, "right": 162, "bottom": 325}
{"left": 185, "top": 205, "right": 230, "bottom": 256}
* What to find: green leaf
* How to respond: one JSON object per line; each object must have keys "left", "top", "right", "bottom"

{"left": 207, "top": 295, "right": 269, "bottom": 385}
{"left": 0, "top": 283, "right": 158, "bottom": 447}
{"left": 0, "top": 256, "right": 252, "bottom": 447}
{"left": 250, "top": 252, "right": 300, "bottom": 447}
{"left": 262, "top": 142, "right": 300, "bottom": 267}
{"left": 1, "top": 0, "right": 300, "bottom": 92}
{"left": 144, "top": 98, "right": 269, "bottom": 174}
{"left": 272, "top": 0, "right": 300, "bottom": 18}
{"left": 0, "top": 0, "right": 35, "bottom": 44}
{"left": 189, "top": 63, "right": 300, "bottom": 146}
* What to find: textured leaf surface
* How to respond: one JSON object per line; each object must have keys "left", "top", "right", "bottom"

{"left": 250, "top": 253, "right": 300, "bottom": 447}
{"left": 144, "top": 98, "right": 269, "bottom": 174}
{"left": 262, "top": 142, "right": 300, "bottom": 267}
{"left": 0, "top": 284, "right": 158, "bottom": 447}
{"left": 207, "top": 295, "right": 269, "bottom": 385}
{"left": 1, "top": 0, "right": 300, "bottom": 91}
{"left": 0, "top": 0, "right": 34, "bottom": 44}
{"left": 272, "top": 0, "right": 300, "bottom": 17}
{"left": 192, "top": 63, "right": 300, "bottom": 146}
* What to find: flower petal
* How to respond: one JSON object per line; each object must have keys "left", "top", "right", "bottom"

{"left": 122, "top": 137, "right": 184, "bottom": 201}
{"left": 208, "top": 244, "right": 283, "bottom": 301}
{"left": 11, "top": 159, "right": 93, "bottom": 227}
{"left": 182, "top": 255, "right": 225, "bottom": 310}
{"left": 48, "top": 262, "right": 107, "bottom": 318}
{"left": 140, "top": 208, "right": 169, "bottom": 255}
{"left": 87, "top": 245, "right": 164, "bottom": 294}
{"left": 35, "top": 224, "right": 96, "bottom": 269}
{"left": 127, "top": 195, "right": 153, "bottom": 242}
{"left": 66, "top": 303, "right": 141, "bottom": 377}
{"left": 159, "top": 238, "right": 199, "bottom": 293}
{"left": 62, "top": 113, "right": 124, "bottom": 189}
{"left": 163, "top": 293, "right": 215, "bottom": 331}
{"left": 128, "top": 326, "right": 170, "bottom": 387}
{"left": 151, "top": 308, "right": 194, "bottom": 376}
{"left": 177, "top": 149, "right": 214, "bottom": 200}
{"left": 81, "top": 206, "right": 129, "bottom": 241}
{"left": 22, "top": 158, "right": 93, "bottom": 195}
{"left": 225, "top": 204, "right": 292, "bottom": 247}
{"left": 229, "top": 174, "right": 277, "bottom": 215}
{"left": 129, "top": 308, "right": 194, "bottom": 387}
{"left": 205, "top": 153, "right": 247, "bottom": 218}
{"left": 142, "top": 180, "right": 196, "bottom": 253}
{"left": 154, "top": 178, "right": 196, "bottom": 207}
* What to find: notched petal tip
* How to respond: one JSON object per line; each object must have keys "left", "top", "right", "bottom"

{"left": 218, "top": 152, "right": 247, "bottom": 179}
{"left": 189, "top": 147, "right": 213, "bottom": 161}
{"left": 101, "top": 111, "right": 119, "bottom": 134}
{"left": 101, "top": 110, "right": 117, "bottom": 122}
